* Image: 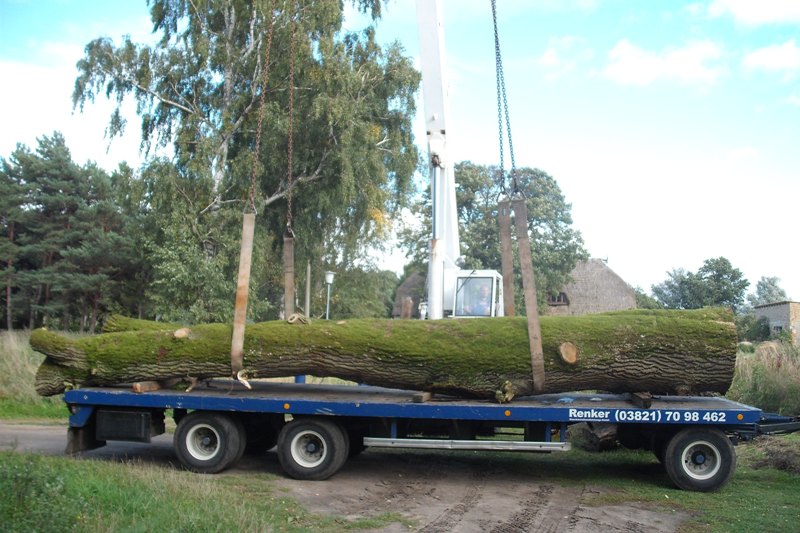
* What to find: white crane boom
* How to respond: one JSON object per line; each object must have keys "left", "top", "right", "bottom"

{"left": 415, "top": 0, "right": 503, "bottom": 320}
{"left": 416, "top": 0, "right": 461, "bottom": 320}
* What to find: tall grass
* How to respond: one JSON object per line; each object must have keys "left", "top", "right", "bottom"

{"left": 0, "top": 331, "right": 66, "bottom": 419}
{"left": 727, "top": 341, "right": 800, "bottom": 416}
{"left": 0, "top": 452, "right": 402, "bottom": 532}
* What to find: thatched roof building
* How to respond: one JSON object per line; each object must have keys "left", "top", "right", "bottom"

{"left": 545, "top": 258, "right": 636, "bottom": 316}
{"left": 391, "top": 271, "right": 426, "bottom": 319}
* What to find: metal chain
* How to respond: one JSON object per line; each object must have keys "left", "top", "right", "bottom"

{"left": 249, "top": 0, "right": 278, "bottom": 214}
{"left": 491, "top": 0, "right": 518, "bottom": 194}
{"left": 285, "top": 1, "right": 297, "bottom": 232}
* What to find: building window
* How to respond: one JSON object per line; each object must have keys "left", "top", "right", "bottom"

{"left": 547, "top": 292, "right": 569, "bottom": 306}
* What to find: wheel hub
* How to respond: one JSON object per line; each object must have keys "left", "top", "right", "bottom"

{"left": 692, "top": 451, "right": 706, "bottom": 465}
{"left": 681, "top": 440, "right": 721, "bottom": 480}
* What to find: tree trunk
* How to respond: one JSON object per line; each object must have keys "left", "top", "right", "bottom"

{"left": 5, "top": 259, "right": 11, "bottom": 332}
{"left": 32, "top": 308, "right": 738, "bottom": 402}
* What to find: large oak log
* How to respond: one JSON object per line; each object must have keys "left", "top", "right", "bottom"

{"left": 32, "top": 308, "right": 738, "bottom": 401}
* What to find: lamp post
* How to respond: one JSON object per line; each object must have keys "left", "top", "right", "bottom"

{"left": 324, "top": 271, "right": 335, "bottom": 320}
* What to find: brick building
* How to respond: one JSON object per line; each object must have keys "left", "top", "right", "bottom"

{"left": 754, "top": 301, "right": 800, "bottom": 345}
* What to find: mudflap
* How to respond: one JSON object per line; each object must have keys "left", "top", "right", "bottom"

{"left": 66, "top": 426, "right": 105, "bottom": 455}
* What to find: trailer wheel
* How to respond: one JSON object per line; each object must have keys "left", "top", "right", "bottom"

{"left": 277, "top": 419, "right": 349, "bottom": 480}
{"left": 174, "top": 412, "right": 244, "bottom": 474}
{"left": 663, "top": 427, "right": 735, "bottom": 492}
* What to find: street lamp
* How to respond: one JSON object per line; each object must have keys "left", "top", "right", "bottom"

{"left": 324, "top": 271, "right": 335, "bottom": 320}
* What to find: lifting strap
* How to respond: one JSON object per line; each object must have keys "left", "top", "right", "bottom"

{"left": 230, "top": 1, "right": 277, "bottom": 385}
{"left": 492, "top": 0, "right": 545, "bottom": 392}
{"left": 282, "top": 4, "right": 298, "bottom": 318}
{"left": 512, "top": 197, "right": 546, "bottom": 393}
{"left": 497, "top": 198, "right": 515, "bottom": 316}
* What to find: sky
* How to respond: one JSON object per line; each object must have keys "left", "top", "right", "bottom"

{"left": 1, "top": 0, "right": 799, "bottom": 300}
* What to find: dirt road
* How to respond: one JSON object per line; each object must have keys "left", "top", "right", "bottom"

{"left": 0, "top": 421, "right": 688, "bottom": 532}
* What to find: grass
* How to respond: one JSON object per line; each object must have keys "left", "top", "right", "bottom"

{"left": 0, "top": 330, "right": 67, "bottom": 420}
{"left": 727, "top": 341, "right": 800, "bottom": 415}
{"left": 0, "top": 451, "right": 406, "bottom": 532}
{"left": 2, "top": 440, "right": 797, "bottom": 533}
{"left": 577, "top": 437, "right": 800, "bottom": 533}
{"left": 3, "top": 328, "right": 799, "bottom": 531}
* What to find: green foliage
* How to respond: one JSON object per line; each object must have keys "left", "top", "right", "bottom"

{"left": 633, "top": 286, "right": 662, "bottom": 309}
{"left": 735, "top": 313, "right": 771, "bottom": 342}
{"left": 0, "top": 454, "right": 86, "bottom": 532}
{"left": 326, "top": 267, "right": 398, "bottom": 319}
{"left": 400, "top": 162, "right": 588, "bottom": 310}
{"left": 0, "top": 452, "right": 403, "bottom": 532}
{"left": 67, "top": 0, "right": 420, "bottom": 323}
{"left": 746, "top": 275, "right": 789, "bottom": 309}
{"left": 727, "top": 342, "right": 800, "bottom": 415}
{"left": 651, "top": 257, "right": 749, "bottom": 312}
{"left": 0, "top": 133, "right": 141, "bottom": 330}
{"left": 73, "top": 0, "right": 419, "bottom": 262}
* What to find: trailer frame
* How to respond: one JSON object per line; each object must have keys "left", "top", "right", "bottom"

{"left": 63, "top": 380, "right": 771, "bottom": 492}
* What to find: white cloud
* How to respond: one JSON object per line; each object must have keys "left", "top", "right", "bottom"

{"left": 725, "top": 146, "right": 759, "bottom": 161}
{"left": 0, "top": 59, "right": 145, "bottom": 171}
{"left": 708, "top": 0, "right": 800, "bottom": 25}
{"left": 538, "top": 36, "right": 594, "bottom": 80}
{"left": 603, "top": 39, "right": 724, "bottom": 87}
{"left": 787, "top": 94, "right": 800, "bottom": 106}
{"left": 743, "top": 39, "right": 800, "bottom": 77}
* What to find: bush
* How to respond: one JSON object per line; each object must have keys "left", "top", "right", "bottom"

{"left": 727, "top": 341, "right": 800, "bottom": 415}
{"left": 735, "top": 313, "right": 770, "bottom": 342}
{"left": 0, "top": 454, "right": 86, "bottom": 531}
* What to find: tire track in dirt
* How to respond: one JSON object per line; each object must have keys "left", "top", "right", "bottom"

{"left": 488, "top": 484, "right": 558, "bottom": 533}
{"left": 419, "top": 467, "right": 486, "bottom": 533}
{"left": 347, "top": 453, "right": 445, "bottom": 514}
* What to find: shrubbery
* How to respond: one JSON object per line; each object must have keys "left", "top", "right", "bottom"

{"left": 728, "top": 341, "right": 800, "bottom": 416}
{"left": 0, "top": 454, "right": 86, "bottom": 532}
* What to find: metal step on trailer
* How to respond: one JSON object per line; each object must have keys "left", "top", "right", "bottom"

{"left": 363, "top": 437, "right": 570, "bottom": 452}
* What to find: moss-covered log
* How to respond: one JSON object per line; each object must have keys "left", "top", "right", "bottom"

{"left": 32, "top": 308, "right": 738, "bottom": 401}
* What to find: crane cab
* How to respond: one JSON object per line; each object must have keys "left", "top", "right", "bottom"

{"left": 449, "top": 270, "right": 504, "bottom": 318}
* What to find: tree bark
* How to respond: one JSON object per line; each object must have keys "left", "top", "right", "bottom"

{"left": 32, "top": 308, "right": 738, "bottom": 402}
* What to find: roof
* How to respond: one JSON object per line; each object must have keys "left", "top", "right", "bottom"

{"left": 753, "top": 301, "right": 800, "bottom": 309}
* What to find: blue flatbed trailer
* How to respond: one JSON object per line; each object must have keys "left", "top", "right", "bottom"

{"left": 62, "top": 380, "right": 788, "bottom": 492}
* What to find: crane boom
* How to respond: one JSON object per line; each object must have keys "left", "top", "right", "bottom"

{"left": 416, "top": 0, "right": 461, "bottom": 320}
{"left": 415, "top": 0, "right": 503, "bottom": 320}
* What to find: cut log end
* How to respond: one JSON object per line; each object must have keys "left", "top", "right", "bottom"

{"left": 559, "top": 341, "right": 579, "bottom": 365}
{"left": 173, "top": 327, "right": 192, "bottom": 339}
{"left": 132, "top": 381, "right": 162, "bottom": 393}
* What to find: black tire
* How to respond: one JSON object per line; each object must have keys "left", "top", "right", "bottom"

{"left": 174, "top": 412, "right": 244, "bottom": 474}
{"left": 277, "top": 419, "right": 349, "bottom": 480}
{"left": 663, "top": 427, "right": 736, "bottom": 492}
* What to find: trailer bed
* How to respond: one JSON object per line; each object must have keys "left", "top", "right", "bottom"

{"left": 62, "top": 381, "right": 768, "bottom": 491}
{"left": 65, "top": 380, "right": 762, "bottom": 427}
